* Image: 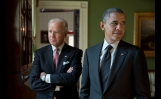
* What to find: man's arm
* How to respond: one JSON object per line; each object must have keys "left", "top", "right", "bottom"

{"left": 29, "top": 51, "right": 54, "bottom": 92}
{"left": 47, "top": 49, "right": 82, "bottom": 86}
{"left": 80, "top": 49, "right": 90, "bottom": 99}
{"left": 133, "top": 49, "right": 151, "bottom": 98}
{"left": 40, "top": 67, "right": 74, "bottom": 83}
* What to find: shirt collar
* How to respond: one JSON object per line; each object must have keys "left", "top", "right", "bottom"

{"left": 102, "top": 38, "right": 120, "bottom": 51}
{"left": 51, "top": 42, "right": 65, "bottom": 52}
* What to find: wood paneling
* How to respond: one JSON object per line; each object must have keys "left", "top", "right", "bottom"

{"left": 6, "top": 0, "right": 36, "bottom": 98}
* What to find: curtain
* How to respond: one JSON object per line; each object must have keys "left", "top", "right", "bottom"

{"left": 32, "top": 0, "right": 37, "bottom": 62}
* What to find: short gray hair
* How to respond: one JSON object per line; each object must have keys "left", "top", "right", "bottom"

{"left": 48, "top": 18, "right": 68, "bottom": 32}
{"left": 102, "top": 8, "right": 125, "bottom": 23}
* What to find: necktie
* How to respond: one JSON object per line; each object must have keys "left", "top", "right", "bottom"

{"left": 100, "top": 45, "right": 113, "bottom": 93}
{"left": 54, "top": 47, "right": 59, "bottom": 68}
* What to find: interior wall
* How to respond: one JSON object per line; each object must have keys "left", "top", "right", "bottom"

{"left": 37, "top": 0, "right": 155, "bottom": 69}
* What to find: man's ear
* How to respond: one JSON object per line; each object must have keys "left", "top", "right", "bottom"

{"left": 65, "top": 32, "right": 67, "bottom": 37}
{"left": 100, "top": 21, "right": 104, "bottom": 30}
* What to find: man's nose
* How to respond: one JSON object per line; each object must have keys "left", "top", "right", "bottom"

{"left": 116, "top": 24, "right": 124, "bottom": 30}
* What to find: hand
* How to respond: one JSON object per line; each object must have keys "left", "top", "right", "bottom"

{"left": 67, "top": 67, "right": 73, "bottom": 73}
{"left": 40, "top": 72, "right": 46, "bottom": 78}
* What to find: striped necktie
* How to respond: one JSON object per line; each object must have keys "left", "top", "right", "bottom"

{"left": 100, "top": 45, "right": 113, "bottom": 93}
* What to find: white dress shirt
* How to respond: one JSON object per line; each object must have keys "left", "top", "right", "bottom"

{"left": 100, "top": 39, "right": 119, "bottom": 70}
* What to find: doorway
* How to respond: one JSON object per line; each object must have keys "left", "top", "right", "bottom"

{"left": 36, "top": 1, "right": 88, "bottom": 52}
{"left": 35, "top": 0, "right": 88, "bottom": 94}
{"left": 39, "top": 9, "right": 80, "bottom": 48}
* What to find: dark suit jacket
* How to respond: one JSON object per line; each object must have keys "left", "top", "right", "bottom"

{"left": 29, "top": 43, "right": 83, "bottom": 99}
{"left": 80, "top": 40, "right": 151, "bottom": 99}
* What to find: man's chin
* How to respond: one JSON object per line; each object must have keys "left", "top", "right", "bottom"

{"left": 50, "top": 42, "right": 56, "bottom": 45}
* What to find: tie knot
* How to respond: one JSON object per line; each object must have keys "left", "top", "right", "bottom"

{"left": 55, "top": 47, "right": 59, "bottom": 53}
{"left": 106, "top": 45, "right": 113, "bottom": 51}
{"left": 55, "top": 47, "right": 59, "bottom": 51}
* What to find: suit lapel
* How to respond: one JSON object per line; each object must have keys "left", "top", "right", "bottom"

{"left": 45, "top": 45, "right": 55, "bottom": 73}
{"left": 56, "top": 44, "right": 70, "bottom": 73}
{"left": 93, "top": 42, "right": 104, "bottom": 94}
{"left": 104, "top": 40, "right": 127, "bottom": 93}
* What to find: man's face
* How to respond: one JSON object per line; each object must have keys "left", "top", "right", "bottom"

{"left": 48, "top": 22, "right": 67, "bottom": 47}
{"left": 100, "top": 12, "right": 126, "bottom": 44}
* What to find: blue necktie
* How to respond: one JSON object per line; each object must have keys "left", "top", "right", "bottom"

{"left": 100, "top": 45, "right": 113, "bottom": 93}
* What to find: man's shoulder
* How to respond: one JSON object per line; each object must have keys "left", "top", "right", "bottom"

{"left": 87, "top": 42, "right": 102, "bottom": 50}
{"left": 65, "top": 43, "right": 82, "bottom": 51}
{"left": 66, "top": 46, "right": 83, "bottom": 56}
{"left": 84, "top": 42, "right": 103, "bottom": 53}
{"left": 70, "top": 46, "right": 83, "bottom": 52}
{"left": 35, "top": 44, "right": 51, "bottom": 52}
{"left": 120, "top": 40, "right": 142, "bottom": 51}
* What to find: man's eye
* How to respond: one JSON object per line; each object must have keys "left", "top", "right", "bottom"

{"left": 122, "top": 22, "right": 126, "bottom": 25}
{"left": 111, "top": 22, "right": 118, "bottom": 25}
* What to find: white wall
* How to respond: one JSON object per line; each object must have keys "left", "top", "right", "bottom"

{"left": 40, "top": 12, "right": 74, "bottom": 30}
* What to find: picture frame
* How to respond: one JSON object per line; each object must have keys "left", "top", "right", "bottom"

{"left": 41, "top": 31, "right": 49, "bottom": 43}
{"left": 133, "top": 13, "right": 155, "bottom": 57}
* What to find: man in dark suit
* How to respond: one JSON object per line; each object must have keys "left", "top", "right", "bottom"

{"left": 80, "top": 8, "right": 151, "bottom": 99}
{"left": 29, "top": 18, "right": 83, "bottom": 99}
